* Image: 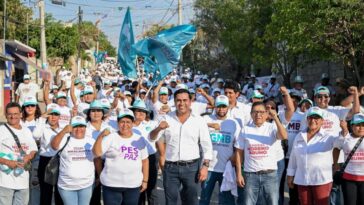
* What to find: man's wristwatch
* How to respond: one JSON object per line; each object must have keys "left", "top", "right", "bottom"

{"left": 202, "top": 161, "right": 210, "bottom": 168}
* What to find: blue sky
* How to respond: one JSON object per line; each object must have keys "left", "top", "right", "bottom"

{"left": 24, "top": 0, "right": 195, "bottom": 49}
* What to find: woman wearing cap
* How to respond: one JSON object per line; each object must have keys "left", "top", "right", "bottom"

{"left": 33, "top": 103, "right": 64, "bottom": 205}
{"left": 333, "top": 113, "right": 364, "bottom": 205}
{"left": 51, "top": 116, "right": 96, "bottom": 205}
{"left": 21, "top": 96, "right": 42, "bottom": 133}
{"left": 84, "top": 100, "right": 110, "bottom": 205}
{"left": 129, "top": 100, "right": 159, "bottom": 205}
{"left": 287, "top": 107, "right": 339, "bottom": 205}
{"left": 53, "top": 91, "right": 72, "bottom": 129}
{"left": 278, "top": 95, "right": 313, "bottom": 205}
{"left": 93, "top": 109, "right": 149, "bottom": 205}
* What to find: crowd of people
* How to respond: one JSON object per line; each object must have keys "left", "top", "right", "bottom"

{"left": 0, "top": 62, "right": 363, "bottom": 205}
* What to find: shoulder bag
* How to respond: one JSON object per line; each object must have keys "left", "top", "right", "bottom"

{"left": 4, "top": 124, "right": 32, "bottom": 171}
{"left": 44, "top": 136, "right": 71, "bottom": 186}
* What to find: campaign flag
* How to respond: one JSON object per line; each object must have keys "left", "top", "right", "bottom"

{"left": 143, "top": 56, "right": 157, "bottom": 74}
{"left": 133, "top": 24, "right": 197, "bottom": 79}
{"left": 118, "top": 7, "right": 137, "bottom": 78}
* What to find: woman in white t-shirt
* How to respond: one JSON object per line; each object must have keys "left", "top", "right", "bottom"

{"left": 51, "top": 116, "right": 95, "bottom": 205}
{"left": 333, "top": 113, "right": 364, "bottom": 205}
{"left": 93, "top": 109, "right": 149, "bottom": 205}
{"left": 84, "top": 100, "right": 111, "bottom": 205}
{"left": 287, "top": 107, "right": 338, "bottom": 205}
{"left": 20, "top": 96, "right": 42, "bottom": 133}
{"left": 33, "top": 103, "right": 64, "bottom": 205}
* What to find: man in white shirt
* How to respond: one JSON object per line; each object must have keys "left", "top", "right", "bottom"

{"left": 200, "top": 95, "right": 240, "bottom": 205}
{"left": 150, "top": 88, "right": 213, "bottom": 205}
{"left": 0, "top": 102, "right": 38, "bottom": 205}
{"left": 224, "top": 80, "right": 251, "bottom": 127}
{"left": 264, "top": 74, "right": 280, "bottom": 100}
{"left": 234, "top": 101, "right": 287, "bottom": 205}
{"left": 15, "top": 74, "right": 40, "bottom": 106}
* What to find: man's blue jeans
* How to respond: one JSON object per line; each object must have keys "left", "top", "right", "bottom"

{"left": 243, "top": 171, "right": 278, "bottom": 205}
{"left": 58, "top": 185, "right": 93, "bottom": 205}
{"left": 163, "top": 160, "right": 199, "bottom": 205}
{"left": 199, "top": 171, "right": 235, "bottom": 205}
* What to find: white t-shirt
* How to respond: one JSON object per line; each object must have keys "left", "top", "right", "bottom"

{"left": 132, "top": 121, "right": 158, "bottom": 155}
{"left": 234, "top": 121, "right": 278, "bottom": 172}
{"left": 77, "top": 102, "right": 90, "bottom": 118}
{"left": 100, "top": 133, "right": 148, "bottom": 188}
{"left": 152, "top": 100, "right": 174, "bottom": 121}
{"left": 280, "top": 110, "right": 306, "bottom": 159}
{"left": 15, "top": 82, "right": 40, "bottom": 106}
{"left": 58, "top": 106, "right": 71, "bottom": 129}
{"left": 204, "top": 115, "right": 241, "bottom": 173}
{"left": 58, "top": 136, "right": 95, "bottom": 190}
{"left": 334, "top": 134, "right": 364, "bottom": 177}
{"left": 0, "top": 124, "right": 38, "bottom": 189}
{"left": 85, "top": 121, "right": 112, "bottom": 141}
{"left": 33, "top": 119, "right": 65, "bottom": 157}
{"left": 21, "top": 118, "right": 41, "bottom": 133}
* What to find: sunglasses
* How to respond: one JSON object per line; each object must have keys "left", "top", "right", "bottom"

{"left": 316, "top": 95, "right": 330, "bottom": 99}
{"left": 308, "top": 115, "right": 322, "bottom": 120}
{"left": 24, "top": 105, "right": 36, "bottom": 108}
{"left": 90, "top": 109, "right": 104, "bottom": 113}
{"left": 49, "top": 113, "right": 60, "bottom": 116}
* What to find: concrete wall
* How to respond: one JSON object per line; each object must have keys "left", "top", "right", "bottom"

{"left": 297, "top": 61, "right": 345, "bottom": 97}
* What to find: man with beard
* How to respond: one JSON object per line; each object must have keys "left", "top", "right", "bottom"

{"left": 199, "top": 95, "right": 240, "bottom": 205}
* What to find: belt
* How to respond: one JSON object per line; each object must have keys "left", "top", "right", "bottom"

{"left": 246, "top": 169, "right": 275, "bottom": 175}
{"left": 165, "top": 159, "right": 199, "bottom": 166}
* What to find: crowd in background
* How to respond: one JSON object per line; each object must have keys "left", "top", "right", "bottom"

{"left": 0, "top": 61, "right": 364, "bottom": 205}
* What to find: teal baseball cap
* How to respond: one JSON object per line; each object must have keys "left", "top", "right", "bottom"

{"left": 351, "top": 113, "right": 364, "bottom": 125}
{"left": 71, "top": 116, "right": 87, "bottom": 127}
{"left": 314, "top": 86, "right": 330, "bottom": 96}
{"left": 215, "top": 95, "right": 229, "bottom": 107}
{"left": 23, "top": 96, "right": 38, "bottom": 106}
{"left": 117, "top": 109, "right": 135, "bottom": 121}
{"left": 130, "top": 99, "right": 150, "bottom": 113}
{"left": 307, "top": 106, "right": 324, "bottom": 118}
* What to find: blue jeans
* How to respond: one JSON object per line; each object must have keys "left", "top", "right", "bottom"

{"left": 243, "top": 171, "right": 278, "bottom": 205}
{"left": 330, "top": 183, "right": 342, "bottom": 205}
{"left": 102, "top": 186, "right": 140, "bottom": 205}
{"left": 199, "top": 171, "right": 235, "bottom": 205}
{"left": 0, "top": 186, "right": 29, "bottom": 205}
{"left": 163, "top": 160, "right": 199, "bottom": 205}
{"left": 58, "top": 185, "right": 93, "bottom": 205}
{"left": 277, "top": 159, "right": 285, "bottom": 205}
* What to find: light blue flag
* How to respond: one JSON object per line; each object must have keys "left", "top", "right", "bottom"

{"left": 133, "top": 24, "right": 197, "bottom": 80}
{"left": 118, "top": 7, "right": 137, "bottom": 78}
{"left": 143, "top": 56, "right": 157, "bottom": 74}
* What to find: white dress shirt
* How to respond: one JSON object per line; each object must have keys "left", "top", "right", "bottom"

{"left": 156, "top": 111, "right": 213, "bottom": 161}
{"left": 287, "top": 129, "right": 337, "bottom": 186}
{"left": 227, "top": 101, "right": 251, "bottom": 127}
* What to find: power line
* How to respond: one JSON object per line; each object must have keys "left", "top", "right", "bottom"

{"left": 158, "top": 0, "right": 176, "bottom": 24}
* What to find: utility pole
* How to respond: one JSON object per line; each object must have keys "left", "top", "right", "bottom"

{"left": 77, "top": 6, "right": 83, "bottom": 74}
{"left": 39, "top": 0, "right": 47, "bottom": 69}
{"left": 178, "top": 0, "right": 182, "bottom": 25}
{"left": 3, "top": 0, "right": 6, "bottom": 54}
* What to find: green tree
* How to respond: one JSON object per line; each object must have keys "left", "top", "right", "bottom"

{"left": 0, "top": 0, "right": 32, "bottom": 43}
{"left": 263, "top": 0, "right": 364, "bottom": 86}
{"left": 142, "top": 24, "right": 173, "bottom": 37}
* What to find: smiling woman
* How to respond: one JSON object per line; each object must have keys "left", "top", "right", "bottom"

{"left": 287, "top": 106, "right": 338, "bottom": 205}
